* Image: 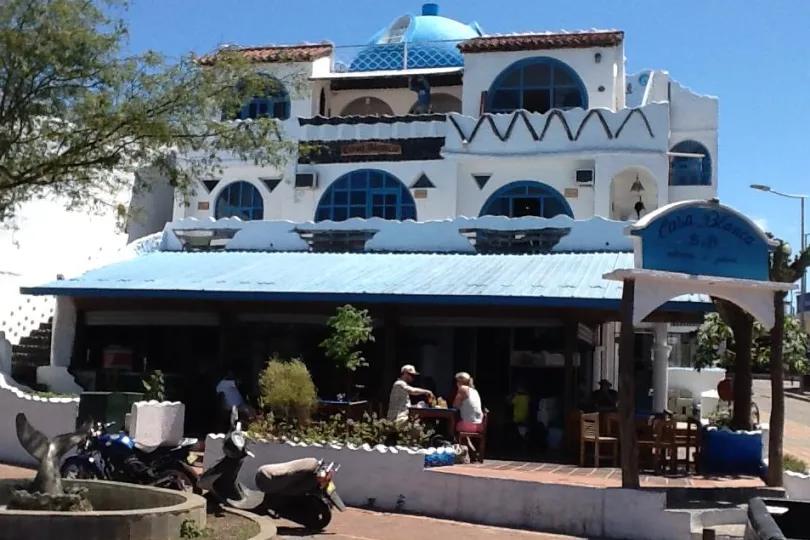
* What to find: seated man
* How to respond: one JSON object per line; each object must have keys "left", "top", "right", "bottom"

{"left": 592, "top": 379, "right": 619, "bottom": 412}
{"left": 387, "top": 365, "right": 433, "bottom": 423}
{"left": 216, "top": 370, "right": 256, "bottom": 426}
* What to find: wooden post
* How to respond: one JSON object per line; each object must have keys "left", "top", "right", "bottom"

{"left": 382, "top": 311, "right": 398, "bottom": 404}
{"left": 563, "top": 320, "right": 578, "bottom": 415}
{"left": 618, "top": 278, "right": 640, "bottom": 489}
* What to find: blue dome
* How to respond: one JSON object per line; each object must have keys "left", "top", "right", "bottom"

{"left": 348, "top": 4, "right": 483, "bottom": 72}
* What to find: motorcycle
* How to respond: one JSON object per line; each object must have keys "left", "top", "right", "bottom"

{"left": 199, "top": 407, "right": 346, "bottom": 531}
{"left": 60, "top": 421, "right": 201, "bottom": 493}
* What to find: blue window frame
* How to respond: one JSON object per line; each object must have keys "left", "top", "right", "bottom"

{"left": 480, "top": 181, "right": 573, "bottom": 218}
{"left": 669, "top": 140, "right": 712, "bottom": 186}
{"left": 231, "top": 75, "right": 291, "bottom": 121}
{"left": 487, "top": 57, "right": 588, "bottom": 114}
{"left": 215, "top": 181, "right": 264, "bottom": 221}
{"left": 315, "top": 170, "right": 417, "bottom": 222}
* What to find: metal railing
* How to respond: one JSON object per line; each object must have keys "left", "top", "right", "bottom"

{"left": 330, "top": 39, "right": 465, "bottom": 73}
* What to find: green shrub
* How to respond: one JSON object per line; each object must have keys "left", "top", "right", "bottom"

{"left": 142, "top": 370, "right": 166, "bottom": 402}
{"left": 258, "top": 357, "right": 317, "bottom": 423}
{"left": 247, "top": 412, "right": 433, "bottom": 449}
{"left": 784, "top": 453, "right": 809, "bottom": 474}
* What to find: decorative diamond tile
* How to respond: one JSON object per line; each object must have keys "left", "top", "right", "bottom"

{"left": 411, "top": 173, "right": 435, "bottom": 189}
{"left": 260, "top": 178, "right": 282, "bottom": 193}
{"left": 472, "top": 174, "right": 491, "bottom": 190}
{"left": 202, "top": 179, "right": 220, "bottom": 193}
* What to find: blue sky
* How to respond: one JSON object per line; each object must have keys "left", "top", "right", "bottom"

{"left": 123, "top": 0, "right": 809, "bottom": 255}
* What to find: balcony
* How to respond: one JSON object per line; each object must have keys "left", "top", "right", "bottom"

{"left": 298, "top": 114, "right": 447, "bottom": 142}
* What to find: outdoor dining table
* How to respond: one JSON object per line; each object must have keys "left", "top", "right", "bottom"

{"left": 316, "top": 400, "right": 368, "bottom": 420}
{"left": 409, "top": 406, "right": 459, "bottom": 439}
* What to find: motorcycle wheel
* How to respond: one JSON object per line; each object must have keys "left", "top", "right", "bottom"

{"left": 279, "top": 495, "right": 332, "bottom": 531}
{"left": 60, "top": 459, "right": 101, "bottom": 480}
{"left": 157, "top": 466, "right": 200, "bottom": 494}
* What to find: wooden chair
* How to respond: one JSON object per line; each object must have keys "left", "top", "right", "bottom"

{"left": 458, "top": 409, "right": 489, "bottom": 463}
{"left": 673, "top": 416, "right": 702, "bottom": 473}
{"left": 580, "top": 412, "right": 618, "bottom": 467}
{"left": 638, "top": 416, "right": 676, "bottom": 473}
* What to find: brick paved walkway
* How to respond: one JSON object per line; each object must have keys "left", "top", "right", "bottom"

{"left": 277, "top": 508, "right": 587, "bottom": 540}
{"left": 442, "top": 460, "right": 763, "bottom": 488}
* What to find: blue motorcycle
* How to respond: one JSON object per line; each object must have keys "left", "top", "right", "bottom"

{"left": 60, "top": 421, "right": 200, "bottom": 493}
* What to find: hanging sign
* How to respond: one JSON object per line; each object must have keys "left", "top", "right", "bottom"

{"left": 629, "top": 200, "right": 775, "bottom": 281}
{"left": 340, "top": 141, "right": 402, "bottom": 157}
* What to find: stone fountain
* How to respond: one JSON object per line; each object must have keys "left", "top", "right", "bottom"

{"left": 0, "top": 413, "right": 206, "bottom": 540}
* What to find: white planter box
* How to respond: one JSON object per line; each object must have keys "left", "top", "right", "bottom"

{"left": 129, "top": 401, "right": 185, "bottom": 447}
{"left": 784, "top": 471, "right": 810, "bottom": 499}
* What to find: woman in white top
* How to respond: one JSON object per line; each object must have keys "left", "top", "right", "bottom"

{"left": 453, "top": 372, "right": 484, "bottom": 433}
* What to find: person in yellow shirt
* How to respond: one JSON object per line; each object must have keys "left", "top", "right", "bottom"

{"left": 508, "top": 384, "right": 531, "bottom": 448}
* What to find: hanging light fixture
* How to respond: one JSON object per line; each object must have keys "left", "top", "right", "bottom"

{"left": 630, "top": 173, "right": 645, "bottom": 219}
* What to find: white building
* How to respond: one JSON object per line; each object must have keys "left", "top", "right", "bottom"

{"left": 5, "top": 4, "right": 725, "bottom": 426}
{"left": 170, "top": 2, "right": 718, "bottom": 226}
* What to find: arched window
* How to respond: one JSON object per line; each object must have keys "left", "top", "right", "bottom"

{"left": 215, "top": 181, "right": 265, "bottom": 221}
{"left": 339, "top": 96, "right": 394, "bottom": 117}
{"left": 408, "top": 93, "right": 462, "bottom": 114}
{"left": 231, "top": 74, "right": 291, "bottom": 121}
{"left": 487, "top": 57, "right": 587, "bottom": 115}
{"left": 480, "top": 181, "right": 573, "bottom": 219}
{"left": 669, "top": 140, "right": 712, "bottom": 186}
{"left": 315, "top": 170, "right": 417, "bottom": 222}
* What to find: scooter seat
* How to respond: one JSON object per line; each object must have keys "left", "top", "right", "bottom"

{"left": 255, "top": 457, "right": 320, "bottom": 495}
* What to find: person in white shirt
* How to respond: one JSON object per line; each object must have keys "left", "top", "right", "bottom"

{"left": 453, "top": 372, "right": 485, "bottom": 433}
{"left": 216, "top": 370, "right": 255, "bottom": 424}
{"left": 387, "top": 365, "right": 433, "bottom": 422}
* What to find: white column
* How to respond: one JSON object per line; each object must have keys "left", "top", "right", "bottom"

{"left": 50, "top": 296, "right": 77, "bottom": 368}
{"left": 652, "top": 323, "right": 671, "bottom": 412}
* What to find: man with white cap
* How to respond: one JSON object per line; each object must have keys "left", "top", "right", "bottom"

{"left": 387, "top": 364, "right": 434, "bottom": 422}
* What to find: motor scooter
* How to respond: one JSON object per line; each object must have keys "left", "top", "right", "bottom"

{"left": 199, "top": 407, "right": 346, "bottom": 531}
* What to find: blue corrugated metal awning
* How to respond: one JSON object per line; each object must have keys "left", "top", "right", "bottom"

{"left": 21, "top": 251, "right": 710, "bottom": 310}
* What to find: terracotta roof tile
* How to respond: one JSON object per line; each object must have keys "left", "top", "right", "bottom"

{"left": 198, "top": 43, "right": 333, "bottom": 65}
{"left": 458, "top": 31, "right": 624, "bottom": 53}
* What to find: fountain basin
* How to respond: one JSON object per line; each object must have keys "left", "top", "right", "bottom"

{"left": 0, "top": 478, "right": 206, "bottom": 540}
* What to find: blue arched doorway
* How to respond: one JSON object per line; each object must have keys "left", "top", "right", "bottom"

{"left": 480, "top": 181, "right": 573, "bottom": 218}
{"left": 315, "top": 169, "right": 417, "bottom": 222}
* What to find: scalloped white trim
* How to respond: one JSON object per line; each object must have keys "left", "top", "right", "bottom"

{"left": 132, "top": 400, "right": 184, "bottom": 407}
{"left": 207, "top": 433, "right": 456, "bottom": 456}
{"left": 704, "top": 426, "right": 763, "bottom": 436}
{"left": 785, "top": 470, "right": 810, "bottom": 479}
{"left": 0, "top": 373, "right": 79, "bottom": 403}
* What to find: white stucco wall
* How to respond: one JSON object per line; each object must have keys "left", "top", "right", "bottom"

{"left": 784, "top": 471, "right": 810, "bottom": 500}
{"left": 667, "top": 367, "right": 726, "bottom": 400}
{"left": 203, "top": 436, "right": 691, "bottom": 540}
{"left": 460, "top": 46, "right": 624, "bottom": 116}
{"left": 0, "top": 374, "right": 79, "bottom": 465}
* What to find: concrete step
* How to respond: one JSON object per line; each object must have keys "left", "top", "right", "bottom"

{"left": 12, "top": 343, "right": 49, "bottom": 355}
{"left": 29, "top": 328, "right": 52, "bottom": 339}
{"left": 18, "top": 335, "right": 50, "bottom": 347}
{"left": 11, "top": 352, "right": 50, "bottom": 366}
{"left": 663, "top": 486, "right": 784, "bottom": 507}
{"left": 692, "top": 523, "right": 746, "bottom": 540}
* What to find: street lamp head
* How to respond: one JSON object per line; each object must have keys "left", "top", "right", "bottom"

{"left": 750, "top": 184, "right": 771, "bottom": 192}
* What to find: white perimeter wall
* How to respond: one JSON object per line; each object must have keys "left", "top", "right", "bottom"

{"left": 204, "top": 436, "right": 691, "bottom": 540}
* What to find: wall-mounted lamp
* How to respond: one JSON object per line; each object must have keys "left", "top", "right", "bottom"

{"left": 594, "top": 52, "right": 602, "bottom": 64}
{"left": 630, "top": 174, "right": 645, "bottom": 219}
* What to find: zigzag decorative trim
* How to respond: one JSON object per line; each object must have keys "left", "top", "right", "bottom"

{"left": 205, "top": 433, "right": 455, "bottom": 456}
{"left": 447, "top": 108, "right": 655, "bottom": 144}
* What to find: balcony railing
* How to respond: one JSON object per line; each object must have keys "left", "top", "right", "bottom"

{"left": 331, "top": 40, "right": 465, "bottom": 73}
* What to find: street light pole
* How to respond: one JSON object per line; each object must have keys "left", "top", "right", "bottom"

{"left": 750, "top": 184, "right": 808, "bottom": 330}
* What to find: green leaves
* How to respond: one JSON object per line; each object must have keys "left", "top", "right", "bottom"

{"left": 320, "top": 304, "right": 375, "bottom": 372}
{"left": 141, "top": 369, "right": 165, "bottom": 402}
{"left": 0, "top": 0, "right": 302, "bottom": 222}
